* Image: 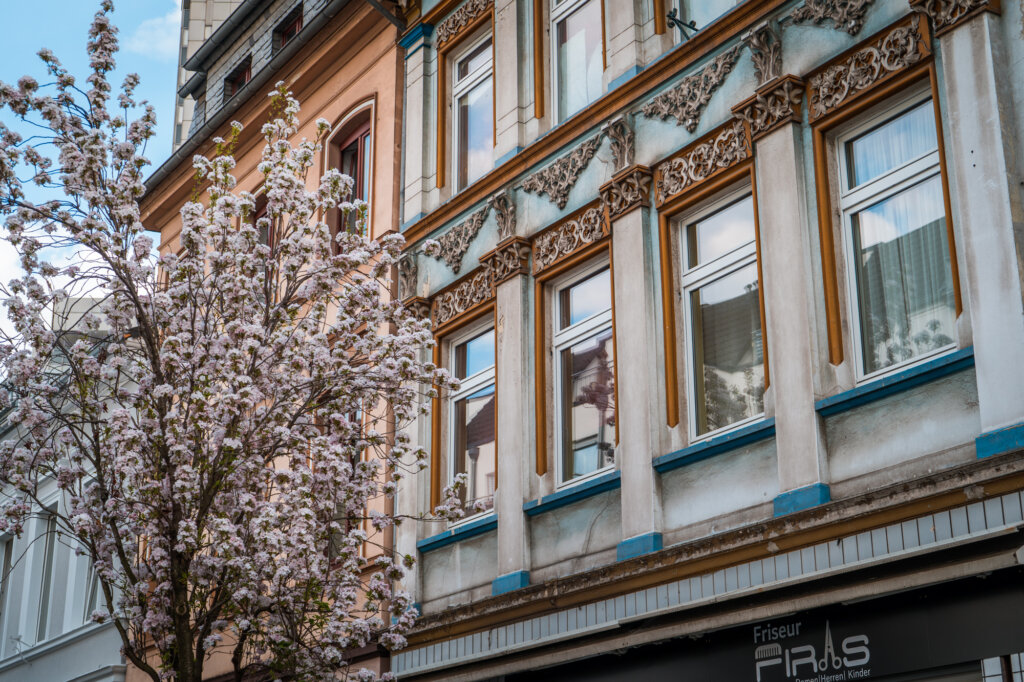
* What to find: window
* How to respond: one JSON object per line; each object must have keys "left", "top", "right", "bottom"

{"left": 224, "top": 56, "right": 252, "bottom": 101}
{"left": 274, "top": 4, "right": 303, "bottom": 51}
{"left": 554, "top": 264, "right": 615, "bottom": 483}
{"left": 552, "top": 0, "right": 603, "bottom": 122}
{"left": 36, "top": 512, "right": 57, "bottom": 642}
{"left": 677, "top": 190, "right": 765, "bottom": 438}
{"left": 836, "top": 94, "right": 955, "bottom": 379}
{"left": 452, "top": 34, "right": 493, "bottom": 191}
{"left": 83, "top": 560, "right": 101, "bottom": 623}
{"left": 0, "top": 537, "right": 12, "bottom": 652}
{"left": 329, "top": 107, "right": 373, "bottom": 241}
{"left": 448, "top": 327, "right": 496, "bottom": 515}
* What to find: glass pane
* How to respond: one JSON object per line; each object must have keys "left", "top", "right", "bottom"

{"left": 455, "top": 329, "right": 495, "bottom": 379}
{"left": 686, "top": 195, "right": 755, "bottom": 269}
{"left": 457, "top": 38, "right": 492, "bottom": 81}
{"left": 556, "top": 0, "right": 602, "bottom": 120}
{"left": 453, "top": 383, "right": 496, "bottom": 510}
{"left": 846, "top": 101, "right": 937, "bottom": 189}
{"left": 457, "top": 76, "right": 493, "bottom": 190}
{"left": 691, "top": 262, "right": 764, "bottom": 435}
{"left": 852, "top": 174, "right": 955, "bottom": 374}
{"left": 560, "top": 328, "right": 615, "bottom": 480}
{"left": 559, "top": 268, "right": 611, "bottom": 329}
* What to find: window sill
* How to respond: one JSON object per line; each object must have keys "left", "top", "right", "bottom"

{"left": 815, "top": 346, "right": 975, "bottom": 417}
{"left": 523, "top": 470, "right": 621, "bottom": 517}
{"left": 653, "top": 418, "right": 776, "bottom": 474}
{"left": 417, "top": 514, "right": 497, "bottom": 554}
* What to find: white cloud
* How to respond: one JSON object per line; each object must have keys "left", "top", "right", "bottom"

{"left": 125, "top": 1, "right": 182, "bottom": 62}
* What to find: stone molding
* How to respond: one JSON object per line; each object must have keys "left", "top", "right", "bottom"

{"left": 532, "top": 203, "right": 611, "bottom": 275}
{"left": 733, "top": 75, "right": 806, "bottom": 140}
{"left": 435, "top": 0, "right": 493, "bottom": 47}
{"left": 745, "top": 21, "right": 783, "bottom": 86}
{"left": 640, "top": 45, "right": 743, "bottom": 132}
{"left": 482, "top": 237, "right": 532, "bottom": 286}
{"left": 600, "top": 166, "right": 653, "bottom": 221}
{"left": 652, "top": 119, "right": 753, "bottom": 207}
{"left": 909, "top": 0, "right": 1000, "bottom": 36}
{"left": 398, "top": 254, "right": 419, "bottom": 301}
{"left": 487, "top": 189, "right": 516, "bottom": 241}
{"left": 790, "top": 0, "right": 874, "bottom": 35}
{"left": 405, "top": 296, "right": 432, "bottom": 321}
{"left": 520, "top": 134, "right": 602, "bottom": 209}
{"left": 432, "top": 205, "right": 489, "bottom": 274}
{"left": 431, "top": 264, "right": 495, "bottom": 330}
{"left": 602, "top": 116, "right": 635, "bottom": 172}
{"left": 806, "top": 15, "right": 931, "bottom": 123}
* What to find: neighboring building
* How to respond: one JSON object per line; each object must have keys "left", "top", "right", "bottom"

{"left": 392, "top": 0, "right": 1024, "bottom": 680}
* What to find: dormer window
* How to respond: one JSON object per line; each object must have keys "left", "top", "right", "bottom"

{"left": 274, "top": 5, "right": 303, "bottom": 52}
{"left": 224, "top": 56, "right": 252, "bottom": 102}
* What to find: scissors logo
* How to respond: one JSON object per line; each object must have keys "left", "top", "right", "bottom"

{"left": 819, "top": 621, "right": 842, "bottom": 671}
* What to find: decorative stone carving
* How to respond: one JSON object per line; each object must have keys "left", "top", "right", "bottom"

{"left": 653, "top": 120, "right": 752, "bottom": 206}
{"left": 910, "top": 0, "right": 998, "bottom": 36}
{"left": 640, "top": 46, "right": 742, "bottom": 132}
{"left": 487, "top": 190, "right": 516, "bottom": 241}
{"left": 432, "top": 205, "right": 489, "bottom": 273}
{"left": 404, "top": 296, "right": 432, "bottom": 321}
{"left": 745, "top": 21, "right": 783, "bottom": 86}
{"left": 602, "top": 116, "right": 635, "bottom": 171}
{"left": 435, "top": 0, "right": 494, "bottom": 46}
{"left": 733, "top": 76, "right": 805, "bottom": 140}
{"left": 521, "top": 135, "right": 602, "bottom": 209}
{"left": 807, "top": 18, "right": 927, "bottom": 122}
{"left": 432, "top": 264, "right": 494, "bottom": 329}
{"left": 600, "top": 166, "right": 653, "bottom": 220}
{"left": 532, "top": 204, "right": 610, "bottom": 275}
{"left": 790, "top": 0, "right": 874, "bottom": 35}
{"left": 484, "top": 238, "right": 531, "bottom": 285}
{"left": 398, "top": 254, "right": 418, "bottom": 300}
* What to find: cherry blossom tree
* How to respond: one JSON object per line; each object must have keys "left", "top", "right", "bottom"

{"left": 0, "top": 3, "right": 460, "bottom": 680}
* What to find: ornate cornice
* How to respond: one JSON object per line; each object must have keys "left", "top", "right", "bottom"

{"left": 435, "top": 0, "right": 493, "bottom": 47}
{"left": 909, "top": 0, "right": 1000, "bottom": 36}
{"left": 602, "top": 116, "right": 635, "bottom": 172}
{"left": 398, "top": 254, "right": 419, "bottom": 301}
{"left": 790, "top": 0, "right": 874, "bottom": 35}
{"left": 487, "top": 189, "right": 516, "bottom": 241}
{"left": 431, "top": 264, "right": 495, "bottom": 330}
{"left": 432, "top": 205, "right": 489, "bottom": 273}
{"left": 640, "top": 45, "right": 743, "bottom": 132}
{"left": 482, "top": 237, "right": 531, "bottom": 286}
{"left": 520, "top": 135, "right": 602, "bottom": 209}
{"left": 745, "top": 21, "right": 783, "bottom": 86}
{"left": 652, "top": 119, "right": 752, "bottom": 207}
{"left": 733, "top": 75, "right": 805, "bottom": 141}
{"left": 532, "top": 203, "right": 610, "bottom": 275}
{"left": 600, "top": 166, "right": 653, "bottom": 221}
{"left": 806, "top": 16, "right": 930, "bottom": 123}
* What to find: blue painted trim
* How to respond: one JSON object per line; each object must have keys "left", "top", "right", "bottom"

{"left": 416, "top": 514, "right": 497, "bottom": 553}
{"left": 773, "top": 483, "right": 831, "bottom": 517}
{"left": 523, "top": 470, "right": 621, "bottom": 516}
{"left": 616, "top": 532, "right": 663, "bottom": 561}
{"left": 653, "top": 419, "right": 775, "bottom": 474}
{"left": 976, "top": 421, "right": 1024, "bottom": 459}
{"left": 400, "top": 212, "right": 425, "bottom": 232}
{"left": 491, "top": 570, "right": 530, "bottom": 595}
{"left": 815, "top": 347, "right": 974, "bottom": 417}
{"left": 494, "top": 146, "right": 523, "bottom": 168}
{"left": 399, "top": 23, "right": 433, "bottom": 50}
{"left": 608, "top": 65, "right": 644, "bottom": 92}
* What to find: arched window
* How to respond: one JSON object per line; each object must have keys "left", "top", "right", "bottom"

{"left": 327, "top": 103, "right": 374, "bottom": 244}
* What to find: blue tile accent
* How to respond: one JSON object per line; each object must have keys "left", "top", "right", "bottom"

{"left": 653, "top": 419, "right": 775, "bottom": 474}
{"left": 608, "top": 65, "right": 644, "bottom": 92}
{"left": 773, "top": 483, "right": 831, "bottom": 517}
{"left": 617, "top": 532, "right": 663, "bottom": 561}
{"left": 400, "top": 212, "right": 425, "bottom": 232}
{"left": 815, "top": 347, "right": 974, "bottom": 417}
{"left": 976, "top": 421, "right": 1024, "bottom": 459}
{"left": 416, "top": 514, "right": 497, "bottom": 553}
{"left": 491, "top": 570, "right": 530, "bottom": 595}
{"left": 399, "top": 23, "right": 433, "bottom": 50}
{"left": 494, "top": 146, "right": 523, "bottom": 168}
{"left": 523, "top": 470, "right": 621, "bottom": 516}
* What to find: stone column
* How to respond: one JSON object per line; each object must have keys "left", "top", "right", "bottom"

{"left": 399, "top": 25, "right": 434, "bottom": 227}
{"left": 734, "top": 77, "right": 831, "bottom": 515}
{"left": 483, "top": 235, "right": 534, "bottom": 594}
{"left": 603, "top": 0, "right": 645, "bottom": 92}
{"left": 602, "top": 165, "right": 665, "bottom": 559}
{"left": 493, "top": 0, "right": 526, "bottom": 161}
{"left": 925, "top": 5, "right": 1024, "bottom": 454}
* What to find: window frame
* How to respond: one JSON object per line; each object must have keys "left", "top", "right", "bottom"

{"left": 224, "top": 56, "right": 252, "bottom": 101}
{"left": 273, "top": 4, "right": 303, "bottom": 52}
{"left": 550, "top": 0, "right": 606, "bottom": 123}
{"left": 325, "top": 99, "right": 376, "bottom": 242}
{"left": 451, "top": 30, "right": 495, "bottom": 193}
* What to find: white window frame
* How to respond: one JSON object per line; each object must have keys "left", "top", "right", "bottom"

{"left": 446, "top": 320, "right": 497, "bottom": 526}
{"left": 0, "top": 535, "right": 12, "bottom": 657}
{"left": 552, "top": 257, "right": 615, "bottom": 488}
{"left": 35, "top": 510, "right": 58, "bottom": 644}
{"left": 834, "top": 86, "right": 955, "bottom": 384}
{"left": 677, "top": 185, "right": 765, "bottom": 443}
{"left": 550, "top": 0, "right": 602, "bottom": 123}
{"left": 451, "top": 30, "right": 494, "bottom": 192}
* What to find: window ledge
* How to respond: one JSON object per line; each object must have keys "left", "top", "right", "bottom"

{"left": 815, "top": 346, "right": 975, "bottom": 417}
{"left": 653, "top": 418, "right": 776, "bottom": 474}
{"left": 417, "top": 514, "right": 497, "bottom": 554}
{"left": 523, "top": 470, "right": 621, "bottom": 517}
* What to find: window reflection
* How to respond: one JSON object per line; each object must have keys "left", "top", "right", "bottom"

{"left": 846, "top": 101, "right": 937, "bottom": 189}
{"left": 560, "top": 328, "right": 616, "bottom": 480}
{"left": 555, "top": 0, "right": 602, "bottom": 121}
{"left": 560, "top": 268, "right": 611, "bottom": 329}
{"left": 453, "top": 384, "right": 496, "bottom": 510}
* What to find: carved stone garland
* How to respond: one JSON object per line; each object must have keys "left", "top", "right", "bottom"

{"left": 520, "top": 135, "right": 602, "bottom": 209}
{"left": 600, "top": 167, "right": 653, "bottom": 221}
{"left": 640, "top": 45, "right": 742, "bottom": 132}
{"left": 790, "top": 0, "right": 874, "bottom": 36}
{"left": 653, "top": 120, "right": 752, "bottom": 206}
{"left": 485, "top": 238, "right": 531, "bottom": 285}
{"left": 733, "top": 76, "right": 805, "bottom": 140}
{"left": 435, "top": 0, "right": 494, "bottom": 46}
{"left": 745, "top": 21, "right": 783, "bottom": 86}
{"left": 487, "top": 189, "right": 516, "bottom": 241}
{"left": 807, "top": 18, "right": 927, "bottom": 122}
{"left": 910, "top": 0, "right": 998, "bottom": 35}
{"left": 431, "top": 264, "right": 495, "bottom": 329}
{"left": 532, "top": 204, "right": 610, "bottom": 275}
{"left": 433, "top": 205, "right": 489, "bottom": 274}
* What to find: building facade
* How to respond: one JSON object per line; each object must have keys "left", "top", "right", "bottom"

{"left": 391, "top": 0, "right": 1024, "bottom": 680}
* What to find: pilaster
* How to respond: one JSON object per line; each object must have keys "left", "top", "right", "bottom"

{"left": 400, "top": 25, "right": 434, "bottom": 226}
{"left": 494, "top": 0, "right": 526, "bottom": 159}
{"left": 604, "top": 0, "right": 645, "bottom": 91}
